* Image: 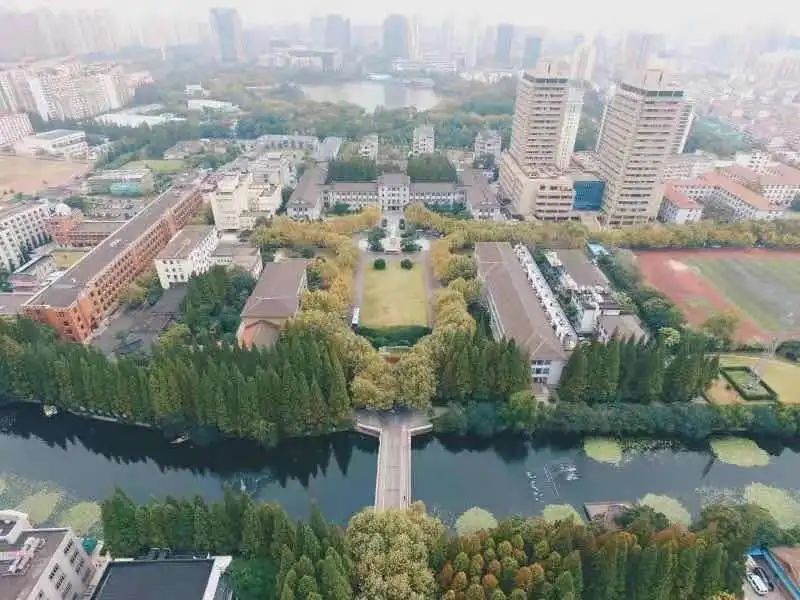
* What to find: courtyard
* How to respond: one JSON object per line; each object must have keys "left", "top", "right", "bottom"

{"left": 360, "top": 257, "right": 428, "bottom": 328}
{"left": 0, "top": 155, "right": 90, "bottom": 200}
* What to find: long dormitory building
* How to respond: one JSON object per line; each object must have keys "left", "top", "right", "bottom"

{"left": 24, "top": 175, "right": 204, "bottom": 342}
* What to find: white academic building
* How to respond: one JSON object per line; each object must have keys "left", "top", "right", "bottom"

{"left": 154, "top": 225, "right": 219, "bottom": 289}
{"left": 0, "top": 203, "right": 51, "bottom": 271}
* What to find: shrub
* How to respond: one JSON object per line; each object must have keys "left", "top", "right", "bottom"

{"left": 373, "top": 258, "right": 386, "bottom": 270}
{"left": 401, "top": 259, "right": 414, "bottom": 270}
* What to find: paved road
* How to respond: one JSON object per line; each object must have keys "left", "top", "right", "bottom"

{"left": 355, "top": 411, "right": 432, "bottom": 510}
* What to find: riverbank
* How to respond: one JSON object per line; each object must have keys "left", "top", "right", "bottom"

{"left": 2, "top": 402, "right": 800, "bottom": 530}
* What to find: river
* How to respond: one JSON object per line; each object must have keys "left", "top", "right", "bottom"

{"left": 1, "top": 404, "right": 798, "bottom": 527}
{"left": 299, "top": 81, "right": 444, "bottom": 112}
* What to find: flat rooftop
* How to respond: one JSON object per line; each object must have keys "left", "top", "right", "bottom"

{"left": 74, "top": 220, "right": 127, "bottom": 235}
{"left": 555, "top": 249, "right": 609, "bottom": 289}
{"left": 241, "top": 259, "right": 307, "bottom": 320}
{"left": 92, "top": 559, "right": 215, "bottom": 600}
{"left": 0, "top": 293, "right": 36, "bottom": 315}
{"left": 475, "top": 241, "right": 566, "bottom": 361}
{"left": 0, "top": 202, "right": 48, "bottom": 220}
{"left": 157, "top": 225, "right": 215, "bottom": 259}
{"left": 31, "top": 129, "right": 83, "bottom": 140}
{"left": 28, "top": 175, "right": 202, "bottom": 308}
{"left": 213, "top": 243, "right": 259, "bottom": 257}
{"left": 0, "top": 529, "right": 68, "bottom": 600}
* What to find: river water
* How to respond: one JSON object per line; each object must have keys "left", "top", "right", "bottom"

{"left": 299, "top": 81, "right": 443, "bottom": 112}
{"left": 1, "top": 404, "right": 798, "bottom": 525}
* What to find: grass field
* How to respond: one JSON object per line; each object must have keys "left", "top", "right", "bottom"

{"left": 123, "top": 159, "right": 186, "bottom": 174}
{"left": 361, "top": 260, "right": 428, "bottom": 328}
{"left": 52, "top": 250, "right": 88, "bottom": 269}
{"left": 0, "top": 155, "right": 90, "bottom": 200}
{"left": 636, "top": 248, "right": 800, "bottom": 342}
{"left": 718, "top": 355, "right": 800, "bottom": 404}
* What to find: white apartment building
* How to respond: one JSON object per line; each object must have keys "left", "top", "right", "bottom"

{"left": 412, "top": 125, "right": 435, "bottom": 154}
{"left": 208, "top": 171, "right": 252, "bottom": 231}
{"left": 187, "top": 98, "right": 238, "bottom": 112}
{"left": 474, "top": 129, "right": 502, "bottom": 162}
{"left": 734, "top": 150, "right": 774, "bottom": 174}
{"left": 154, "top": 225, "right": 219, "bottom": 289}
{"left": 251, "top": 152, "right": 297, "bottom": 188}
{"left": 377, "top": 173, "right": 411, "bottom": 211}
{"left": 0, "top": 203, "right": 51, "bottom": 271}
{"left": 673, "top": 172, "right": 785, "bottom": 221}
{"left": 359, "top": 134, "right": 379, "bottom": 161}
{"left": 662, "top": 151, "right": 716, "bottom": 180}
{"left": 499, "top": 63, "right": 583, "bottom": 219}
{"left": 658, "top": 185, "right": 703, "bottom": 224}
{"left": 0, "top": 112, "right": 33, "bottom": 146}
{"left": 0, "top": 509, "right": 95, "bottom": 600}
{"left": 14, "top": 130, "right": 88, "bottom": 160}
{"left": 557, "top": 87, "right": 583, "bottom": 170}
{"left": 672, "top": 100, "right": 695, "bottom": 155}
{"left": 719, "top": 164, "right": 800, "bottom": 207}
{"left": 596, "top": 70, "right": 687, "bottom": 226}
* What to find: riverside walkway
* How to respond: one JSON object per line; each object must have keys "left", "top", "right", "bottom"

{"left": 355, "top": 410, "right": 432, "bottom": 510}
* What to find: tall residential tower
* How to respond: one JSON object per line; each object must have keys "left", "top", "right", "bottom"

{"left": 209, "top": 8, "right": 245, "bottom": 63}
{"left": 499, "top": 63, "right": 584, "bottom": 220}
{"left": 595, "top": 69, "right": 687, "bottom": 226}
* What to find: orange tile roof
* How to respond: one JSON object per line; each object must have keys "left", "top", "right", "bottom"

{"left": 663, "top": 184, "right": 701, "bottom": 209}
{"left": 699, "top": 172, "right": 778, "bottom": 211}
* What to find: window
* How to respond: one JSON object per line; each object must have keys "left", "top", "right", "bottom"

{"left": 49, "top": 565, "right": 60, "bottom": 580}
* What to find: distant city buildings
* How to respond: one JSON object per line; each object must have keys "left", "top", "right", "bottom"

{"left": 412, "top": 125, "right": 435, "bottom": 155}
{"left": 495, "top": 24, "right": 514, "bottom": 65}
{"left": 522, "top": 35, "right": 542, "bottom": 70}
{"left": 383, "top": 15, "right": 411, "bottom": 59}
{"left": 325, "top": 14, "right": 351, "bottom": 51}
{"left": 596, "top": 69, "right": 687, "bottom": 226}
{"left": 0, "top": 112, "right": 32, "bottom": 146}
{"left": 209, "top": 7, "right": 245, "bottom": 64}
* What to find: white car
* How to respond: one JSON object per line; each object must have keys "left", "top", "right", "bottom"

{"left": 747, "top": 571, "right": 769, "bottom": 596}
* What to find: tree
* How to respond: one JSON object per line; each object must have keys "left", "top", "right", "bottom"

{"left": 701, "top": 310, "right": 739, "bottom": 350}
{"left": 400, "top": 258, "right": 414, "bottom": 269}
{"left": 373, "top": 258, "right": 386, "bottom": 270}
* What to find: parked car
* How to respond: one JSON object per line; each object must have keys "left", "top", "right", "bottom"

{"left": 753, "top": 567, "right": 775, "bottom": 591}
{"left": 747, "top": 572, "right": 769, "bottom": 596}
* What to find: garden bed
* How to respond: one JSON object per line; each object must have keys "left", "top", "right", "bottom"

{"left": 719, "top": 366, "right": 777, "bottom": 402}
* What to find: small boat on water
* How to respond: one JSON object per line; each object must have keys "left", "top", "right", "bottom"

{"left": 43, "top": 405, "right": 58, "bottom": 417}
{"left": 170, "top": 434, "right": 190, "bottom": 445}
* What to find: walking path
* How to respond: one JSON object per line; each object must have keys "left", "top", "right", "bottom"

{"left": 355, "top": 410, "right": 432, "bottom": 510}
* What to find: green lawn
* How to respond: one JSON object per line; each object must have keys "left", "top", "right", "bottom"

{"left": 123, "top": 159, "right": 186, "bottom": 174}
{"left": 719, "top": 355, "right": 800, "bottom": 404}
{"left": 361, "top": 261, "right": 428, "bottom": 328}
{"left": 686, "top": 256, "right": 800, "bottom": 332}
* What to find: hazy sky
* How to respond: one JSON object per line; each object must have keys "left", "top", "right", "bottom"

{"left": 11, "top": 0, "right": 800, "bottom": 34}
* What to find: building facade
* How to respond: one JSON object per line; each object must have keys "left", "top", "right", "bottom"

{"left": 85, "top": 169, "right": 154, "bottom": 196}
{"left": 14, "top": 129, "right": 88, "bottom": 160}
{"left": 0, "top": 111, "right": 33, "bottom": 146}
{"left": 209, "top": 8, "right": 245, "bottom": 63}
{"left": 473, "top": 129, "right": 502, "bottom": 162}
{"left": 154, "top": 225, "right": 219, "bottom": 289}
{"left": 672, "top": 172, "right": 785, "bottom": 221}
{"left": 658, "top": 185, "right": 703, "bottom": 224}
{"left": 0, "top": 509, "right": 94, "bottom": 600}
{"left": 499, "top": 63, "right": 584, "bottom": 219}
{"left": 0, "top": 203, "right": 51, "bottom": 271}
{"left": 412, "top": 125, "right": 435, "bottom": 155}
{"left": 24, "top": 178, "right": 203, "bottom": 342}
{"left": 596, "top": 70, "right": 687, "bottom": 226}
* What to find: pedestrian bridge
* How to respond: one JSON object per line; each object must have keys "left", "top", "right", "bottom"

{"left": 355, "top": 411, "right": 432, "bottom": 510}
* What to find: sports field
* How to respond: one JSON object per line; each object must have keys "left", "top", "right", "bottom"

{"left": 123, "top": 159, "right": 186, "bottom": 174}
{"left": 636, "top": 249, "right": 800, "bottom": 343}
{"left": 0, "top": 156, "right": 90, "bottom": 200}
{"left": 361, "top": 260, "right": 428, "bottom": 327}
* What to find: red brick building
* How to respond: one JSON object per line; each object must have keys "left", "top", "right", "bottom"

{"left": 25, "top": 177, "right": 203, "bottom": 342}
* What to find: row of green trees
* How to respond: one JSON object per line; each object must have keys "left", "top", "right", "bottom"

{"left": 102, "top": 489, "right": 353, "bottom": 600}
{"left": 407, "top": 153, "right": 458, "bottom": 182}
{"left": 559, "top": 337, "right": 719, "bottom": 404}
{"left": 325, "top": 158, "right": 378, "bottom": 183}
{"left": 102, "top": 489, "right": 794, "bottom": 600}
{"left": 181, "top": 266, "right": 256, "bottom": 344}
{"left": 0, "top": 319, "right": 352, "bottom": 445}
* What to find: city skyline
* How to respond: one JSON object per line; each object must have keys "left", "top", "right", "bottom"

{"left": 5, "top": 0, "right": 800, "bottom": 34}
